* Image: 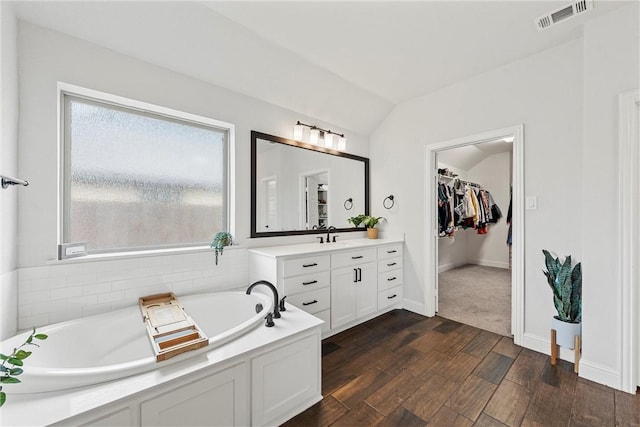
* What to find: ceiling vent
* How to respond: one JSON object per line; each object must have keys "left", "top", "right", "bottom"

{"left": 535, "top": 0, "right": 594, "bottom": 31}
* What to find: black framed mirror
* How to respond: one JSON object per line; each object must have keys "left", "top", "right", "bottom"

{"left": 251, "top": 131, "right": 369, "bottom": 238}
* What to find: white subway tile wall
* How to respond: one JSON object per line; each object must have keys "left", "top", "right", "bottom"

{"left": 17, "top": 248, "right": 249, "bottom": 330}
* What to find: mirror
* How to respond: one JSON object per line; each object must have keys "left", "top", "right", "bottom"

{"left": 251, "top": 131, "right": 369, "bottom": 238}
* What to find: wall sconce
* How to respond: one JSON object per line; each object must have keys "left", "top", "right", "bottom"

{"left": 293, "top": 121, "right": 347, "bottom": 151}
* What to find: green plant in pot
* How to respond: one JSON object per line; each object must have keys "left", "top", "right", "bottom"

{"left": 363, "top": 215, "right": 385, "bottom": 239}
{"left": 211, "top": 232, "right": 233, "bottom": 265}
{"left": 542, "top": 249, "right": 582, "bottom": 349}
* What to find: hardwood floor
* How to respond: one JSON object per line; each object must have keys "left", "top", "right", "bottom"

{"left": 283, "top": 310, "right": 640, "bottom": 427}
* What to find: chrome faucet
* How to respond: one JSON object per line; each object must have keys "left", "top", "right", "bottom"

{"left": 326, "top": 226, "right": 337, "bottom": 243}
{"left": 246, "top": 280, "right": 281, "bottom": 323}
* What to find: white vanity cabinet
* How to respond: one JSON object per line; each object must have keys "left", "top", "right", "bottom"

{"left": 251, "top": 253, "right": 332, "bottom": 333}
{"left": 377, "top": 243, "right": 404, "bottom": 310}
{"left": 330, "top": 248, "right": 377, "bottom": 329}
{"left": 249, "top": 239, "right": 404, "bottom": 337}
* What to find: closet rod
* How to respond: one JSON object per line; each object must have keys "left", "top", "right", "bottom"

{"left": 437, "top": 174, "right": 481, "bottom": 188}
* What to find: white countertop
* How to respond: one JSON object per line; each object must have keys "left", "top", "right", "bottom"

{"left": 0, "top": 304, "right": 322, "bottom": 427}
{"left": 248, "top": 237, "right": 404, "bottom": 258}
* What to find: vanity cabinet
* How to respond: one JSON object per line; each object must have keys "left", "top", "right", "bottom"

{"left": 330, "top": 248, "right": 377, "bottom": 329}
{"left": 249, "top": 239, "right": 404, "bottom": 336}
{"left": 377, "top": 244, "right": 404, "bottom": 310}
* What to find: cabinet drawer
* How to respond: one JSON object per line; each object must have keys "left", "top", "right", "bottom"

{"left": 286, "top": 287, "right": 330, "bottom": 314}
{"left": 377, "top": 244, "right": 403, "bottom": 260}
{"left": 378, "top": 256, "right": 402, "bottom": 273}
{"left": 331, "top": 248, "right": 376, "bottom": 269}
{"left": 282, "top": 255, "right": 330, "bottom": 277}
{"left": 283, "top": 271, "right": 330, "bottom": 296}
{"left": 378, "top": 269, "right": 403, "bottom": 292}
{"left": 378, "top": 286, "right": 403, "bottom": 310}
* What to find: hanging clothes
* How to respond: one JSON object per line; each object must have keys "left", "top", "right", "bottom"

{"left": 437, "top": 175, "right": 503, "bottom": 237}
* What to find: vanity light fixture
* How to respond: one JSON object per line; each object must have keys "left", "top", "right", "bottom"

{"left": 293, "top": 121, "right": 347, "bottom": 151}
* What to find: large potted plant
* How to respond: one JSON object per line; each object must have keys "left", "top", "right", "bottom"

{"left": 542, "top": 249, "right": 582, "bottom": 349}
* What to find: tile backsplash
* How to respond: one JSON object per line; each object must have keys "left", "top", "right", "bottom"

{"left": 17, "top": 248, "right": 249, "bottom": 330}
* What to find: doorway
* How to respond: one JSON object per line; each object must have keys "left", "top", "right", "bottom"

{"left": 424, "top": 125, "right": 524, "bottom": 345}
{"left": 436, "top": 140, "right": 513, "bottom": 336}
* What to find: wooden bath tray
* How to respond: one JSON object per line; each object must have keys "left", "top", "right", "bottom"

{"left": 139, "top": 293, "right": 208, "bottom": 362}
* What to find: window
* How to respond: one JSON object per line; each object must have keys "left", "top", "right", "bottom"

{"left": 60, "top": 86, "right": 233, "bottom": 255}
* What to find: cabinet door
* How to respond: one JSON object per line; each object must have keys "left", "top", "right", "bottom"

{"left": 252, "top": 333, "right": 321, "bottom": 427}
{"left": 331, "top": 266, "right": 358, "bottom": 328}
{"left": 356, "top": 262, "right": 378, "bottom": 318}
{"left": 141, "top": 363, "right": 248, "bottom": 427}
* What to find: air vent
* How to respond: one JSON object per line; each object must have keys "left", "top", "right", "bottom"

{"left": 535, "top": 0, "right": 594, "bottom": 31}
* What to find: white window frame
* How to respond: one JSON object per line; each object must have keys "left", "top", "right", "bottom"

{"left": 57, "top": 82, "right": 235, "bottom": 257}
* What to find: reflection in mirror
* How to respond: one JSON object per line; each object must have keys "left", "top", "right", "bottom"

{"left": 251, "top": 131, "right": 369, "bottom": 238}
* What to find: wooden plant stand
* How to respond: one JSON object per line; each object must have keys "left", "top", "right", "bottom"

{"left": 550, "top": 329, "right": 581, "bottom": 373}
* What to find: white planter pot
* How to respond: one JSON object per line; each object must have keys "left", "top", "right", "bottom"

{"left": 552, "top": 316, "right": 581, "bottom": 349}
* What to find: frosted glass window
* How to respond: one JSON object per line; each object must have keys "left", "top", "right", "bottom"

{"left": 62, "top": 95, "right": 229, "bottom": 253}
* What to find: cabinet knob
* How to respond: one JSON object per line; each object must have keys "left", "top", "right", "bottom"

{"left": 302, "top": 300, "right": 318, "bottom": 306}
{"left": 387, "top": 294, "right": 397, "bottom": 299}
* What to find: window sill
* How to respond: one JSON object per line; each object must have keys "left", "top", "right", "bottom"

{"left": 46, "top": 245, "right": 244, "bottom": 265}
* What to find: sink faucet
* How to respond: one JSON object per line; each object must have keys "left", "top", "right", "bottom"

{"left": 326, "top": 226, "right": 337, "bottom": 243}
{"left": 246, "top": 280, "right": 281, "bottom": 321}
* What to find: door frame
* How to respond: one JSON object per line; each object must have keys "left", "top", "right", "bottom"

{"left": 424, "top": 124, "right": 524, "bottom": 345}
{"left": 618, "top": 89, "right": 639, "bottom": 393}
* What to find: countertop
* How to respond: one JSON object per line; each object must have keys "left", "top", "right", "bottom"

{"left": 248, "top": 237, "right": 404, "bottom": 258}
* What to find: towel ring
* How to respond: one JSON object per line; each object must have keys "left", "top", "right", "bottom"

{"left": 344, "top": 198, "right": 353, "bottom": 210}
{"left": 383, "top": 195, "right": 395, "bottom": 209}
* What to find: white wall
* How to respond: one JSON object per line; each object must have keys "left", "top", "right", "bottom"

{"left": 12, "top": 22, "right": 369, "bottom": 330}
{"left": 0, "top": 2, "right": 19, "bottom": 340}
{"left": 581, "top": 3, "right": 640, "bottom": 388}
{"left": 371, "top": 3, "right": 639, "bottom": 390}
{"left": 371, "top": 38, "right": 583, "bottom": 357}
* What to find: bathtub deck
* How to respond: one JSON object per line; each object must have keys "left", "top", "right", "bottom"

{"left": 0, "top": 303, "right": 323, "bottom": 427}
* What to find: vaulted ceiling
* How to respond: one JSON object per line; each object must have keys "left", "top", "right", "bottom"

{"left": 12, "top": 1, "right": 628, "bottom": 135}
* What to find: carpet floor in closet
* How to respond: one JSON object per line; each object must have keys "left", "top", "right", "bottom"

{"left": 438, "top": 264, "right": 511, "bottom": 337}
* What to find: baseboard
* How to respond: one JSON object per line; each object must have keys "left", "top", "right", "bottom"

{"left": 403, "top": 298, "right": 426, "bottom": 316}
{"left": 522, "top": 332, "right": 576, "bottom": 362}
{"left": 580, "top": 359, "right": 622, "bottom": 390}
{"left": 468, "top": 259, "right": 510, "bottom": 269}
{"left": 438, "top": 262, "right": 465, "bottom": 273}
{"left": 523, "top": 332, "right": 625, "bottom": 391}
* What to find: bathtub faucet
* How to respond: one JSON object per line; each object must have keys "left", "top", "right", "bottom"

{"left": 246, "top": 280, "right": 281, "bottom": 320}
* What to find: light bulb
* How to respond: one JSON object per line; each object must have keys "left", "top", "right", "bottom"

{"left": 293, "top": 123, "right": 304, "bottom": 141}
{"left": 325, "top": 133, "right": 334, "bottom": 148}
{"left": 309, "top": 128, "right": 319, "bottom": 145}
{"left": 337, "top": 136, "right": 346, "bottom": 151}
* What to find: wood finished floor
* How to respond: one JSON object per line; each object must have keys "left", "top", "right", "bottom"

{"left": 283, "top": 310, "right": 640, "bottom": 427}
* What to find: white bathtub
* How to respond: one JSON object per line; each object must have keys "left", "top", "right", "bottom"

{"left": 1, "top": 291, "right": 272, "bottom": 394}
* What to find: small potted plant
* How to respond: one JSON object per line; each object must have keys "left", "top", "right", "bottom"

{"left": 363, "top": 215, "right": 385, "bottom": 239}
{"left": 542, "top": 249, "right": 582, "bottom": 349}
{"left": 210, "top": 232, "right": 233, "bottom": 265}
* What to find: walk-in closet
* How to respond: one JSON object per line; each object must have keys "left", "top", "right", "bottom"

{"left": 436, "top": 138, "right": 513, "bottom": 336}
